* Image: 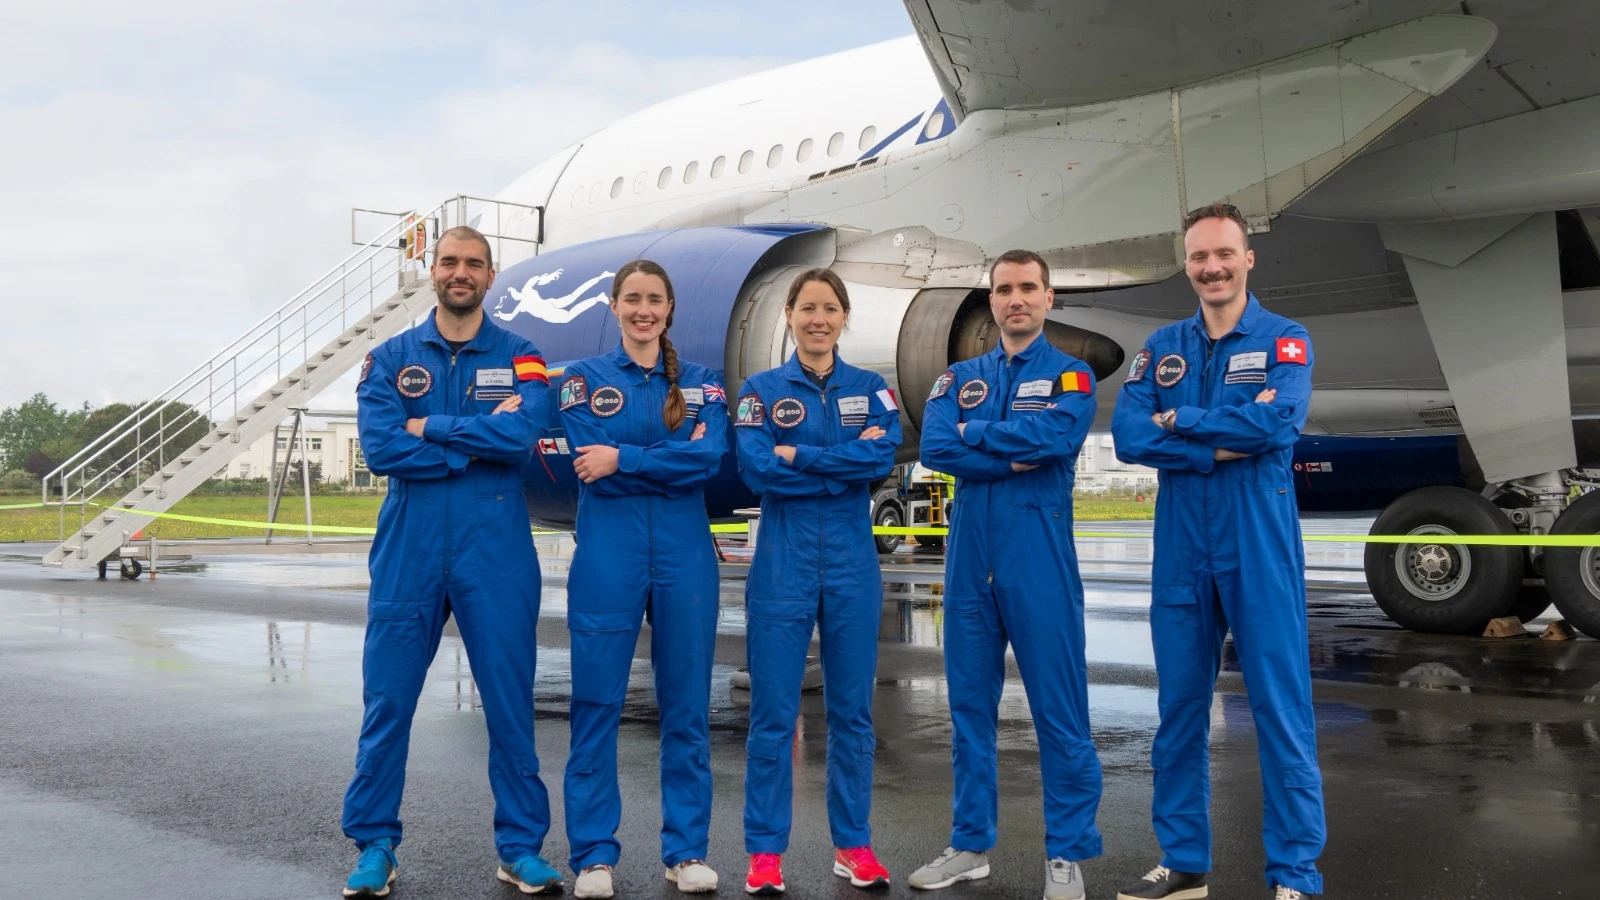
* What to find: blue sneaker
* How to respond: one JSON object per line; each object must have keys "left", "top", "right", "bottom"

{"left": 497, "top": 854, "right": 564, "bottom": 895}
{"left": 343, "top": 839, "right": 397, "bottom": 898}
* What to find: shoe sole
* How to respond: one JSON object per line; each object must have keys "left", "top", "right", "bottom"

{"left": 665, "top": 869, "right": 719, "bottom": 894}
{"left": 496, "top": 867, "right": 565, "bottom": 895}
{"left": 745, "top": 882, "right": 785, "bottom": 896}
{"left": 833, "top": 861, "right": 890, "bottom": 889}
{"left": 909, "top": 864, "right": 991, "bottom": 890}
{"left": 342, "top": 868, "right": 395, "bottom": 898}
{"left": 1115, "top": 888, "right": 1208, "bottom": 900}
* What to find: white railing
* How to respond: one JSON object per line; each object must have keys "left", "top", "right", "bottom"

{"left": 43, "top": 194, "right": 542, "bottom": 538}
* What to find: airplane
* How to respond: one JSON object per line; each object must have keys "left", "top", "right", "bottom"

{"left": 453, "top": 1, "right": 1600, "bottom": 641}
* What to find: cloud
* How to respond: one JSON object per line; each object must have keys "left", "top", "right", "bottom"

{"left": 0, "top": 2, "right": 914, "bottom": 412}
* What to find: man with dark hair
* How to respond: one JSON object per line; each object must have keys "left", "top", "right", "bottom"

{"left": 1111, "top": 206, "right": 1325, "bottom": 900}
{"left": 340, "top": 226, "right": 563, "bottom": 897}
{"left": 910, "top": 249, "right": 1102, "bottom": 900}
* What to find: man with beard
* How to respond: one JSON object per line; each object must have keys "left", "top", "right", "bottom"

{"left": 340, "top": 226, "right": 563, "bottom": 897}
{"left": 1111, "top": 204, "right": 1325, "bottom": 900}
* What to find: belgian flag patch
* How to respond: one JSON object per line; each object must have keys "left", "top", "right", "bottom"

{"left": 1059, "top": 371, "right": 1091, "bottom": 394}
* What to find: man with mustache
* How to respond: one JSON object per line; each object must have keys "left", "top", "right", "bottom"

{"left": 1110, "top": 204, "right": 1325, "bottom": 900}
{"left": 340, "top": 226, "right": 562, "bottom": 897}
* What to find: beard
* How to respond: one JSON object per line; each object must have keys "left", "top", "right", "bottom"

{"left": 434, "top": 277, "right": 486, "bottom": 314}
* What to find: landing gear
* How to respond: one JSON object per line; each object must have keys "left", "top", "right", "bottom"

{"left": 1542, "top": 491, "right": 1600, "bottom": 639}
{"left": 1364, "top": 486, "right": 1522, "bottom": 634}
{"left": 871, "top": 487, "right": 904, "bottom": 555}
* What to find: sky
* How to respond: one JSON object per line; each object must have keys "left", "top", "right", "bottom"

{"left": 0, "top": 1, "right": 913, "bottom": 411}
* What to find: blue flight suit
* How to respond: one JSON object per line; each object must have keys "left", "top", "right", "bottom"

{"left": 918, "top": 332, "right": 1103, "bottom": 862}
{"left": 557, "top": 343, "right": 729, "bottom": 872}
{"left": 342, "top": 312, "right": 552, "bottom": 861}
{"left": 733, "top": 352, "right": 902, "bottom": 853}
{"left": 1110, "top": 294, "right": 1325, "bottom": 895}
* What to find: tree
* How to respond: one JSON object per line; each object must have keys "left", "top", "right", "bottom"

{"left": 22, "top": 449, "right": 54, "bottom": 478}
{"left": 0, "top": 394, "right": 85, "bottom": 474}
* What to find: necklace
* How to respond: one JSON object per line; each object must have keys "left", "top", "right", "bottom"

{"left": 800, "top": 359, "right": 834, "bottom": 378}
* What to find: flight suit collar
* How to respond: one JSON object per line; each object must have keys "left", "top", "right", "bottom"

{"left": 419, "top": 308, "right": 496, "bottom": 354}
{"left": 988, "top": 329, "right": 1051, "bottom": 365}
{"left": 1187, "top": 292, "right": 1263, "bottom": 341}
{"left": 780, "top": 349, "right": 842, "bottom": 389}
{"left": 605, "top": 341, "right": 666, "bottom": 382}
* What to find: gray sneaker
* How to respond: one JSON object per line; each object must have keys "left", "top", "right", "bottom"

{"left": 1044, "top": 859, "right": 1086, "bottom": 900}
{"left": 908, "top": 847, "right": 990, "bottom": 890}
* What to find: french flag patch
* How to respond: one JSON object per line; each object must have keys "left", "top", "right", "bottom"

{"left": 876, "top": 388, "right": 898, "bottom": 411}
{"left": 1275, "top": 337, "right": 1307, "bottom": 365}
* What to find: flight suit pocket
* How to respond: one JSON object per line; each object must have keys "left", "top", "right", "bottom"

{"left": 568, "top": 609, "right": 637, "bottom": 633}
{"left": 747, "top": 596, "right": 814, "bottom": 621}
{"left": 1150, "top": 582, "right": 1198, "bottom": 607}
{"left": 475, "top": 463, "right": 519, "bottom": 500}
{"left": 364, "top": 598, "right": 426, "bottom": 663}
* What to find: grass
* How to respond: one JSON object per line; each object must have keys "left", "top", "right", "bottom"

{"left": 0, "top": 492, "right": 1155, "bottom": 544}
{"left": 0, "top": 493, "right": 385, "bottom": 543}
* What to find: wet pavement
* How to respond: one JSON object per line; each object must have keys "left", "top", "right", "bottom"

{"left": 1, "top": 522, "right": 1597, "bottom": 900}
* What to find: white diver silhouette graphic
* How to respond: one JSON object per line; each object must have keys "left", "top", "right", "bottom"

{"left": 493, "top": 268, "right": 615, "bottom": 325}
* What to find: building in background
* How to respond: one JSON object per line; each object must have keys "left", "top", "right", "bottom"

{"left": 1075, "top": 434, "right": 1157, "bottom": 493}
{"left": 220, "top": 411, "right": 375, "bottom": 488}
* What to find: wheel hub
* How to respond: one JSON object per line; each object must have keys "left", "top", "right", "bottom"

{"left": 1413, "top": 545, "right": 1455, "bottom": 582}
{"left": 1395, "top": 526, "right": 1471, "bottom": 601}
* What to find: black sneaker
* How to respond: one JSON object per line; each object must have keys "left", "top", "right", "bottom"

{"left": 1117, "top": 865, "right": 1208, "bottom": 900}
{"left": 1272, "top": 887, "right": 1318, "bottom": 900}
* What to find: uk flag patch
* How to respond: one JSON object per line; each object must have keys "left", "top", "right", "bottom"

{"left": 1276, "top": 337, "right": 1307, "bottom": 365}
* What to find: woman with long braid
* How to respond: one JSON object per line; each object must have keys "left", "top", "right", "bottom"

{"left": 558, "top": 259, "right": 730, "bottom": 899}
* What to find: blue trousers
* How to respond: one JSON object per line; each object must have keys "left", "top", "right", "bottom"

{"left": 341, "top": 576, "right": 550, "bottom": 859}
{"left": 743, "top": 585, "right": 879, "bottom": 853}
{"left": 564, "top": 531, "right": 719, "bottom": 871}
{"left": 1150, "top": 566, "right": 1326, "bottom": 893}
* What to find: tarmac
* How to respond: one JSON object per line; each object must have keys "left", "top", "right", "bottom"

{"left": 1, "top": 521, "right": 1596, "bottom": 900}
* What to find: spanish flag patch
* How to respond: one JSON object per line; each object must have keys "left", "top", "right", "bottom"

{"left": 1059, "top": 370, "right": 1091, "bottom": 393}
{"left": 514, "top": 355, "right": 548, "bottom": 383}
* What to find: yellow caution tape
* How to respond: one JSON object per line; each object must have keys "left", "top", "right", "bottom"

{"left": 16, "top": 502, "right": 1599, "bottom": 546}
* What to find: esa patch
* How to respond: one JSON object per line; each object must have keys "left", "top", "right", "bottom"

{"left": 956, "top": 378, "right": 989, "bottom": 410}
{"left": 1125, "top": 349, "right": 1150, "bottom": 383}
{"left": 771, "top": 397, "right": 807, "bottom": 428}
{"left": 1154, "top": 354, "right": 1187, "bottom": 388}
{"left": 359, "top": 353, "right": 373, "bottom": 384}
{"left": 558, "top": 375, "right": 589, "bottom": 411}
{"left": 929, "top": 370, "right": 955, "bottom": 399}
{"left": 1276, "top": 337, "right": 1308, "bottom": 365}
{"left": 396, "top": 364, "right": 432, "bottom": 398}
{"left": 589, "top": 385, "right": 625, "bottom": 417}
{"left": 735, "top": 393, "right": 765, "bottom": 427}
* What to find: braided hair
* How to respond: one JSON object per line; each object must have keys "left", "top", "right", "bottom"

{"left": 612, "top": 259, "right": 687, "bottom": 431}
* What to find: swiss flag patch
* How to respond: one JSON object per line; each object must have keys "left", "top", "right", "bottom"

{"left": 1275, "top": 337, "right": 1307, "bottom": 365}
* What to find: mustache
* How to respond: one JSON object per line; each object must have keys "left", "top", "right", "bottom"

{"left": 1198, "top": 272, "right": 1232, "bottom": 284}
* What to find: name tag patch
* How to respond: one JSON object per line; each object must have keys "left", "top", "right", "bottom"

{"left": 838, "top": 394, "right": 869, "bottom": 427}
{"left": 680, "top": 387, "right": 704, "bottom": 406}
{"left": 475, "top": 367, "right": 515, "bottom": 400}
{"left": 1225, "top": 350, "right": 1268, "bottom": 384}
{"left": 1016, "top": 379, "right": 1053, "bottom": 398}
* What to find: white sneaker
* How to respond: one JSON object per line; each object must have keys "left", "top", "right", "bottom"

{"left": 667, "top": 859, "right": 720, "bottom": 894}
{"left": 574, "top": 865, "right": 614, "bottom": 899}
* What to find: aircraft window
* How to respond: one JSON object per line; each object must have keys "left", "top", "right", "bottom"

{"left": 739, "top": 150, "right": 754, "bottom": 174}
{"left": 711, "top": 155, "right": 726, "bottom": 178}
{"left": 589, "top": 181, "right": 603, "bottom": 203}
{"left": 633, "top": 171, "right": 647, "bottom": 193}
{"left": 767, "top": 144, "right": 782, "bottom": 168}
{"left": 858, "top": 125, "right": 877, "bottom": 152}
{"left": 923, "top": 111, "right": 946, "bottom": 139}
{"left": 797, "top": 138, "right": 813, "bottom": 163}
{"left": 828, "top": 132, "right": 844, "bottom": 156}
{"left": 683, "top": 160, "right": 699, "bottom": 183}
{"left": 571, "top": 186, "right": 584, "bottom": 208}
{"left": 658, "top": 166, "right": 672, "bottom": 189}
{"left": 610, "top": 177, "right": 623, "bottom": 199}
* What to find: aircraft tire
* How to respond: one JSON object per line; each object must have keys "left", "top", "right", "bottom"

{"left": 1512, "top": 583, "right": 1552, "bottom": 623}
{"left": 872, "top": 488, "right": 903, "bottom": 555}
{"left": 1364, "top": 486, "right": 1521, "bottom": 634}
{"left": 1541, "top": 491, "right": 1600, "bottom": 639}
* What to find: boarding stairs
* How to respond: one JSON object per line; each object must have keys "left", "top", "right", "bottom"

{"left": 41, "top": 195, "right": 542, "bottom": 570}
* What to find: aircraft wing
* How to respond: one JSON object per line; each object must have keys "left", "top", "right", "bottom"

{"left": 902, "top": 0, "right": 1460, "bottom": 119}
